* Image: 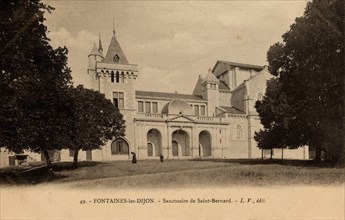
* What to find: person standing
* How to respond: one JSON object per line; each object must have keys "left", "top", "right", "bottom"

{"left": 131, "top": 152, "right": 137, "bottom": 164}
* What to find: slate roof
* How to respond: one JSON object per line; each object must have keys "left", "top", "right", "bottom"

{"left": 89, "top": 42, "right": 102, "bottom": 57}
{"left": 202, "top": 70, "right": 219, "bottom": 83}
{"left": 213, "top": 60, "right": 264, "bottom": 77}
{"left": 219, "top": 80, "right": 230, "bottom": 90}
{"left": 136, "top": 90, "right": 205, "bottom": 101}
{"left": 219, "top": 106, "right": 246, "bottom": 115}
{"left": 102, "top": 33, "right": 129, "bottom": 64}
{"left": 192, "top": 75, "right": 204, "bottom": 95}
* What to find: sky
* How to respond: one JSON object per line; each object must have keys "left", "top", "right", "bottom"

{"left": 44, "top": 0, "right": 308, "bottom": 94}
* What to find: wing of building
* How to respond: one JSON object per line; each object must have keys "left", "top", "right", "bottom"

{"left": 0, "top": 30, "right": 309, "bottom": 167}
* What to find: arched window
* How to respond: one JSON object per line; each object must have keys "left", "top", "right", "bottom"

{"left": 111, "top": 138, "right": 129, "bottom": 155}
{"left": 116, "top": 71, "right": 120, "bottom": 83}
{"left": 111, "top": 72, "right": 114, "bottom": 82}
{"left": 236, "top": 125, "right": 242, "bottom": 139}
{"left": 113, "top": 54, "right": 120, "bottom": 63}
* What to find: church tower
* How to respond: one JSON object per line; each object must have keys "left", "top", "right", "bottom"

{"left": 91, "top": 28, "right": 139, "bottom": 110}
{"left": 86, "top": 27, "right": 139, "bottom": 159}
{"left": 201, "top": 69, "right": 220, "bottom": 117}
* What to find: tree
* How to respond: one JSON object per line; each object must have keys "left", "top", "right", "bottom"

{"left": 0, "top": 0, "right": 73, "bottom": 168}
{"left": 255, "top": 79, "right": 302, "bottom": 159}
{"left": 66, "top": 85, "right": 125, "bottom": 168}
{"left": 255, "top": 0, "right": 344, "bottom": 163}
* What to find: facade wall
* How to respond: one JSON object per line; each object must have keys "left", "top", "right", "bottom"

{"left": 225, "top": 116, "right": 249, "bottom": 158}
{"left": 219, "top": 91, "right": 231, "bottom": 107}
{"left": 235, "top": 68, "right": 251, "bottom": 88}
{"left": 245, "top": 68, "right": 272, "bottom": 114}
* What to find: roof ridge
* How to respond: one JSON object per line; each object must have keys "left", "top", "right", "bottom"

{"left": 216, "top": 60, "right": 264, "bottom": 68}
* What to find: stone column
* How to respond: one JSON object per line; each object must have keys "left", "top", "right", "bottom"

{"left": 166, "top": 123, "right": 171, "bottom": 159}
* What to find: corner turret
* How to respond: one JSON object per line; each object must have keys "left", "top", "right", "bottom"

{"left": 88, "top": 40, "right": 103, "bottom": 69}
{"left": 201, "top": 69, "right": 220, "bottom": 116}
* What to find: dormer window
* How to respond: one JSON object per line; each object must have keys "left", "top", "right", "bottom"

{"left": 113, "top": 54, "right": 119, "bottom": 63}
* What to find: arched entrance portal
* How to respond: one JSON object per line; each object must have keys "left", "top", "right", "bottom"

{"left": 172, "top": 130, "right": 190, "bottom": 157}
{"left": 199, "top": 130, "right": 211, "bottom": 156}
{"left": 147, "top": 129, "right": 162, "bottom": 157}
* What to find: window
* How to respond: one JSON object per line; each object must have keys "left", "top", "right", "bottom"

{"left": 113, "top": 54, "right": 119, "bottom": 63}
{"left": 111, "top": 138, "right": 129, "bottom": 155}
{"left": 116, "top": 72, "right": 119, "bottom": 83}
{"left": 111, "top": 71, "right": 123, "bottom": 83}
{"left": 113, "top": 92, "right": 124, "bottom": 109}
{"left": 138, "top": 101, "right": 144, "bottom": 112}
{"left": 200, "top": 105, "right": 206, "bottom": 116}
{"left": 145, "top": 102, "right": 151, "bottom": 113}
{"left": 111, "top": 72, "right": 114, "bottom": 82}
{"left": 152, "top": 102, "right": 158, "bottom": 113}
{"left": 236, "top": 125, "right": 242, "bottom": 139}
{"left": 194, "top": 105, "right": 199, "bottom": 116}
{"left": 140, "top": 101, "right": 159, "bottom": 113}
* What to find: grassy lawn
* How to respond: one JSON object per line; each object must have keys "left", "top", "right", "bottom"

{"left": 53, "top": 159, "right": 345, "bottom": 188}
{"left": 1, "top": 159, "right": 344, "bottom": 188}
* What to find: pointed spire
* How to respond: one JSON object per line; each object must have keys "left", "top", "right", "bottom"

{"left": 98, "top": 33, "right": 103, "bottom": 54}
{"left": 113, "top": 17, "right": 116, "bottom": 36}
{"left": 89, "top": 42, "right": 98, "bottom": 56}
{"left": 102, "top": 27, "right": 129, "bottom": 64}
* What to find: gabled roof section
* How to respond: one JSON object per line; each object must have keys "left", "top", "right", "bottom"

{"left": 136, "top": 90, "right": 205, "bottom": 101}
{"left": 244, "top": 66, "right": 271, "bottom": 83}
{"left": 102, "top": 33, "right": 129, "bottom": 64}
{"left": 192, "top": 75, "right": 204, "bottom": 96}
{"left": 168, "top": 115, "right": 195, "bottom": 123}
{"left": 202, "top": 70, "right": 219, "bottom": 84}
{"left": 219, "top": 106, "right": 246, "bottom": 115}
{"left": 219, "top": 80, "right": 230, "bottom": 90}
{"left": 212, "top": 60, "right": 264, "bottom": 77}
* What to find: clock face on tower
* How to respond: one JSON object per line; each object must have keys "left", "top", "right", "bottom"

{"left": 113, "top": 54, "right": 119, "bottom": 63}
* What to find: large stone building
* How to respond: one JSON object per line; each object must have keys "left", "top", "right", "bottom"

{"left": 76, "top": 30, "right": 308, "bottom": 162}
{"left": 0, "top": 30, "right": 308, "bottom": 167}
